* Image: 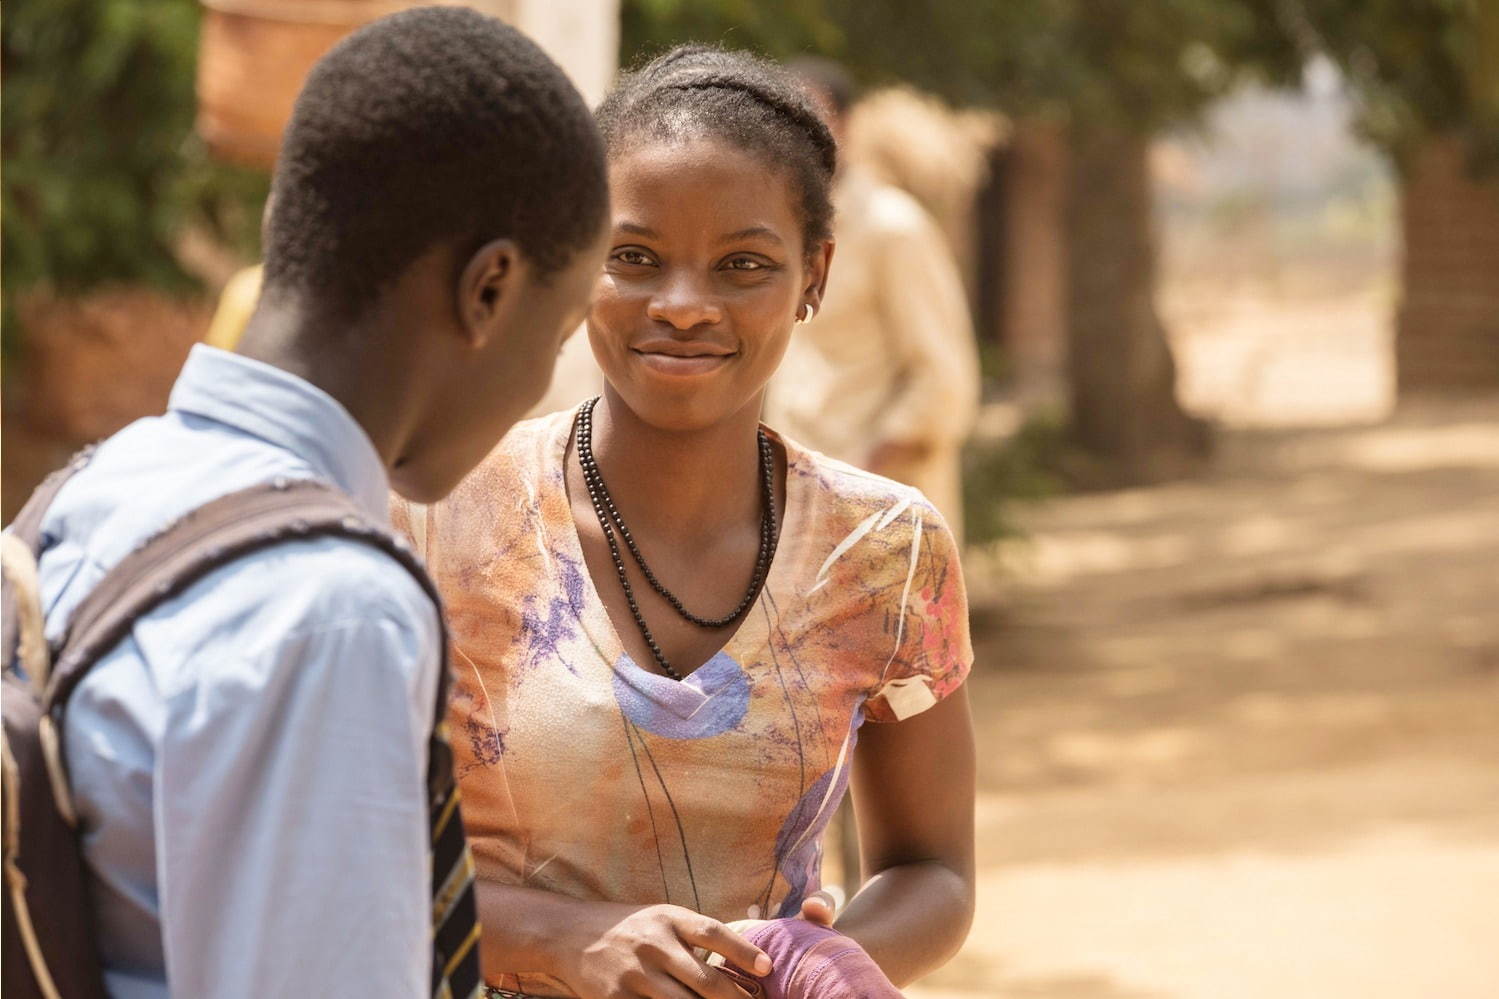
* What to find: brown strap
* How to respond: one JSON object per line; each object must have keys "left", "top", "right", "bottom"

{"left": 3, "top": 448, "right": 97, "bottom": 676}
{"left": 4, "top": 447, "right": 96, "bottom": 554}
{"left": 44, "top": 478, "right": 446, "bottom": 719}
{"left": 2, "top": 732, "right": 67, "bottom": 999}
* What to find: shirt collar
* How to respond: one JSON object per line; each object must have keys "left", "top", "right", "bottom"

{"left": 168, "top": 345, "right": 390, "bottom": 522}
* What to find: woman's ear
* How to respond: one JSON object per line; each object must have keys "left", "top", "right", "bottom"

{"left": 456, "top": 238, "right": 524, "bottom": 349}
{"left": 804, "top": 238, "right": 836, "bottom": 315}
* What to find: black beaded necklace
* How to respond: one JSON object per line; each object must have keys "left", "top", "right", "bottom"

{"left": 574, "top": 397, "right": 779, "bottom": 680}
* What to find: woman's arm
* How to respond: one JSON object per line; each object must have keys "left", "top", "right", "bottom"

{"left": 835, "top": 684, "right": 977, "bottom": 986}
{"left": 475, "top": 881, "right": 772, "bottom": 999}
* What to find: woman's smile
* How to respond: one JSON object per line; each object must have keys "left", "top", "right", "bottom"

{"left": 630, "top": 337, "right": 738, "bottom": 377}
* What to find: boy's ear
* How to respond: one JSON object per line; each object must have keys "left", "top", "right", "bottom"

{"left": 457, "top": 238, "right": 524, "bottom": 348}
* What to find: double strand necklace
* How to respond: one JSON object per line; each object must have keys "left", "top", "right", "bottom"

{"left": 574, "top": 397, "right": 779, "bottom": 680}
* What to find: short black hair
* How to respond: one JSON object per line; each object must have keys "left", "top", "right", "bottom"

{"left": 263, "top": 7, "right": 607, "bottom": 318}
{"left": 786, "top": 56, "right": 857, "bottom": 118}
{"left": 595, "top": 45, "right": 837, "bottom": 253}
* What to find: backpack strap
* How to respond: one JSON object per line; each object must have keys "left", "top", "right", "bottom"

{"left": 2, "top": 448, "right": 97, "bottom": 680}
{"left": 2, "top": 536, "right": 50, "bottom": 695}
{"left": 2, "top": 473, "right": 451, "bottom": 999}
{"left": 5, "top": 447, "right": 96, "bottom": 555}
{"left": 44, "top": 477, "right": 443, "bottom": 716}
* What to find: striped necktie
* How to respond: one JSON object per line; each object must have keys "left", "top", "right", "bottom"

{"left": 429, "top": 714, "right": 481, "bottom": 999}
{"left": 381, "top": 501, "right": 481, "bottom": 996}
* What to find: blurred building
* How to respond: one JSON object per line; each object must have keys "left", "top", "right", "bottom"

{"left": 1, "top": 1, "right": 621, "bottom": 521}
{"left": 195, "top": 0, "right": 614, "bottom": 408}
{"left": 197, "top": 0, "right": 618, "bottom": 168}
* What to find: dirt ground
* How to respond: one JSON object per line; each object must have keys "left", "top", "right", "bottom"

{"left": 909, "top": 392, "right": 1499, "bottom": 999}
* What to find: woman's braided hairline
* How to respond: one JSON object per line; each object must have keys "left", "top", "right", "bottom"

{"left": 596, "top": 46, "right": 838, "bottom": 248}
{"left": 652, "top": 76, "right": 838, "bottom": 178}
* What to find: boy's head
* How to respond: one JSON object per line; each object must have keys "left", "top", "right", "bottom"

{"left": 261, "top": 7, "right": 609, "bottom": 502}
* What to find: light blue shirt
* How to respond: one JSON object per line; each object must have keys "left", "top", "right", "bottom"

{"left": 36, "top": 346, "right": 440, "bottom": 998}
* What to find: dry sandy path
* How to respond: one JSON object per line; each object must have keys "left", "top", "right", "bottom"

{"left": 910, "top": 398, "right": 1499, "bottom": 998}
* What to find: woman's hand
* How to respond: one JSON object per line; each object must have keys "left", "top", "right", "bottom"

{"left": 554, "top": 902, "right": 773, "bottom": 999}
{"left": 797, "top": 889, "right": 840, "bottom": 927}
{"left": 720, "top": 888, "right": 840, "bottom": 943}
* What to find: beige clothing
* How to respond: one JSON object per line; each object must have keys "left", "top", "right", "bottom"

{"left": 768, "top": 169, "right": 980, "bottom": 537}
{"left": 202, "top": 265, "right": 263, "bottom": 352}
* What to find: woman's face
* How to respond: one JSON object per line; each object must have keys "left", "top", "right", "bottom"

{"left": 588, "top": 138, "right": 831, "bottom": 432}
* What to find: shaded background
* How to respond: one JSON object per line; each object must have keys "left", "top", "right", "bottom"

{"left": 4, "top": 2, "right": 1498, "bottom": 996}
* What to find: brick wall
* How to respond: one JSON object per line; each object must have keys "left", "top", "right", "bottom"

{"left": 2, "top": 290, "right": 212, "bottom": 521}
{"left": 1397, "top": 136, "right": 1499, "bottom": 391}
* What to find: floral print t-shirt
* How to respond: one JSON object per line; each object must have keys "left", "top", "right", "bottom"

{"left": 393, "top": 411, "right": 972, "bottom": 997}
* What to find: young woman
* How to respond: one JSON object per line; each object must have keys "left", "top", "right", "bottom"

{"left": 395, "top": 47, "right": 976, "bottom": 999}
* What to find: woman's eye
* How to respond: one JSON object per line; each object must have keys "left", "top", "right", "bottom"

{"left": 724, "top": 257, "right": 766, "bottom": 271}
{"left": 613, "top": 249, "right": 654, "bottom": 266}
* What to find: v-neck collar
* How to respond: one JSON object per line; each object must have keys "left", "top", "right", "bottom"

{"left": 545, "top": 410, "right": 808, "bottom": 683}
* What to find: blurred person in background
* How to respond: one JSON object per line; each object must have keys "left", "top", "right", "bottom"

{"left": 769, "top": 58, "right": 981, "bottom": 541}
{"left": 202, "top": 262, "right": 262, "bottom": 351}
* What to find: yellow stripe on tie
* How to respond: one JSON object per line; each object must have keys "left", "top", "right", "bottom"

{"left": 443, "top": 922, "right": 482, "bottom": 982}
{"left": 433, "top": 787, "right": 463, "bottom": 843}
{"left": 434, "top": 849, "right": 477, "bottom": 926}
{"left": 433, "top": 981, "right": 453, "bottom": 999}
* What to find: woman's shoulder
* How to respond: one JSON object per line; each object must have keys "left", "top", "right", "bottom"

{"left": 773, "top": 431, "right": 972, "bottom": 716}
{"left": 779, "top": 431, "right": 942, "bottom": 529}
{"left": 775, "top": 430, "right": 958, "bottom": 581}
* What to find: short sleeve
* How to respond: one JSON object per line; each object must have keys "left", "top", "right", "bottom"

{"left": 863, "top": 500, "right": 973, "bottom": 723}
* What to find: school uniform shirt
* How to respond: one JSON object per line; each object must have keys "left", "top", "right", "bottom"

{"left": 36, "top": 345, "right": 441, "bottom": 998}
{"left": 767, "top": 166, "right": 981, "bottom": 539}
{"left": 393, "top": 411, "right": 973, "bottom": 998}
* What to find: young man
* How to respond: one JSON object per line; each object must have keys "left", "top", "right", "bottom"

{"left": 32, "top": 9, "right": 607, "bottom": 996}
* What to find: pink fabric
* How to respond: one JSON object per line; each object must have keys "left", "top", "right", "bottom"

{"left": 720, "top": 920, "right": 902, "bottom": 999}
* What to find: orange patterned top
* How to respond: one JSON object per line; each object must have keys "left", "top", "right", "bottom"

{"left": 393, "top": 411, "right": 972, "bottom": 996}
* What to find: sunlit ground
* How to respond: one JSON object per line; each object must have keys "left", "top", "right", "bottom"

{"left": 914, "top": 397, "right": 1499, "bottom": 997}
{"left": 1165, "top": 282, "right": 1396, "bottom": 428}
{"left": 915, "top": 88, "right": 1495, "bottom": 990}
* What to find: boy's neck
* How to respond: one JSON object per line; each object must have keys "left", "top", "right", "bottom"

{"left": 236, "top": 296, "right": 419, "bottom": 477}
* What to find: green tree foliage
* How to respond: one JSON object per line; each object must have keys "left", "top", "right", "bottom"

{"left": 621, "top": 0, "right": 1301, "bottom": 129}
{"left": 2, "top": 0, "right": 268, "bottom": 350}
{"left": 623, "top": 0, "right": 1495, "bottom": 156}
{"left": 1281, "top": 0, "right": 1499, "bottom": 171}
{"left": 829, "top": 0, "right": 1304, "bottom": 128}
{"left": 621, "top": 0, "right": 838, "bottom": 63}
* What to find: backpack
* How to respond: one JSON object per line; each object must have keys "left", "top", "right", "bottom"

{"left": 2, "top": 451, "right": 449, "bottom": 998}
